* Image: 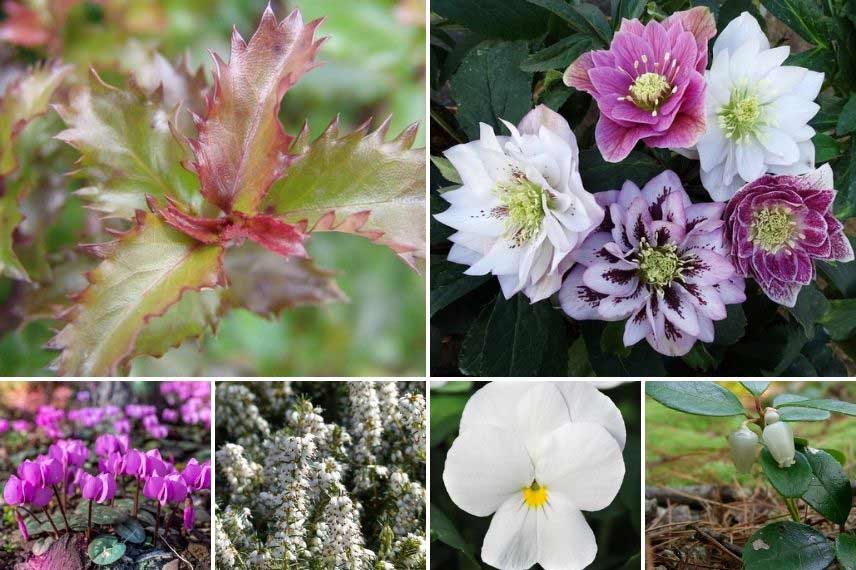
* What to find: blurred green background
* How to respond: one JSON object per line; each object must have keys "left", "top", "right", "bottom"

{"left": 430, "top": 381, "right": 641, "bottom": 570}
{"left": 646, "top": 382, "right": 856, "bottom": 487}
{"left": 0, "top": 0, "right": 426, "bottom": 377}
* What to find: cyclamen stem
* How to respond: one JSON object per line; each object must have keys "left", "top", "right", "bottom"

{"left": 52, "top": 484, "right": 70, "bottom": 534}
{"left": 87, "top": 500, "right": 93, "bottom": 541}
{"left": 19, "top": 506, "right": 42, "bottom": 524}
{"left": 134, "top": 476, "right": 141, "bottom": 516}
{"left": 43, "top": 509, "right": 60, "bottom": 539}
{"left": 154, "top": 502, "right": 161, "bottom": 546}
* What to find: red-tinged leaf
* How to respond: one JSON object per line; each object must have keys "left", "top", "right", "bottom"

{"left": 223, "top": 242, "right": 345, "bottom": 317}
{"left": 0, "top": 1, "right": 51, "bottom": 47}
{"left": 48, "top": 212, "right": 226, "bottom": 376}
{"left": 189, "top": 5, "right": 325, "bottom": 214}
{"left": 263, "top": 117, "right": 425, "bottom": 270}
{"left": 133, "top": 289, "right": 222, "bottom": 360}
{"left": 221, "top": 213, "right": 307, "bottom": 259}
{"left": 146, "top": 195, "right": 226, "bottom": 244}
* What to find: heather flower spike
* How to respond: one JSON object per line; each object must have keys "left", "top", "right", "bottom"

{"left": 724, "top": 165, "right": 854, "bottom": 307}
{"left": 560, "top": 171, "right": 746, "bottom": 357}
{"left": 434, "top": 105, "right": 604, "bottom": 302}
{"left": 565, "top": 7, "right": 714, "bottom": 162}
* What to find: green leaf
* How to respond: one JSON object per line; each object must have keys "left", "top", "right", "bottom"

{"left": 567, "top": 336, "right": 594, "bottom": 376}
{"left": 713, "top": 303, "right": 747, "bottom": 345}
{"left": 48, "top": 213, "right": 225, "bottom": 376}
{"left": 773, "top": 394, "right": 831, "bottom": 423}
{"left": 821, "top": 448, "right": 846, "bottom": 465}
{"left": 449, "top": 41, "right": 534, "bottom": 140}
{"left": 812, "top": 132, "right": 841, "bottom": 163}
{"left": 525, "top": 0, "right": 612, "bottom": 45}
{"left": 681, "top": 343, "right": 717, "bottom": 371}
{"left": 759, "top": 0, "right": 835, "bottom": 48}
{"left": 742, "top": 522, "right": 834, "bottom": 570}
{"left": 264, "top": 119, "right": 425, "bottom": 270}
{"left": 459, "top": 293, "right": 568, "bottom": 376}
{"left": 838, "top": 93, "right": 856, "bottom": 136}
{"left": 55, "top": 70, "right": 202, "bottom": 218}
{"left": 759, "top": 449, "right": 812, "bottom": 497}
{"left": 430, "top": 394, "right": 468, "bottom": 447}
{"left": 430, "top": 504, "right": 480, "bottom": 565}
{"left": 114, "top": 518, "right": 145, "bottom": 544}
{"left": 812, "top": 93, "right": 844, "bottom": 131}
{"left": 87, "top": 535, "right": 126, "bottom": 566}
{"left": 133, "top": 289, "right": 221, "bottom": 360}
{"left": 581, "top": 321, "right": 666, "bottom": 376}
{"left": 833, "top": 140, "right": 856, "bottom": 219}
{"left": 786, "top": 47, "right": 835, "bottom": 74}
{"left": 819, "top": 299, "right": 856, "bottom": 341}
{"left": 579, "top": 149, "right": 662, "bottom": 193}
{"left": 520, "top": 34, "right": 594, "bottom": 72}
{"left": 740, "top": 382, "right": 770, "bottom": 397}
{"left": 836, "top": 534, "right": 856, "bottom": 570}
{"left": 802, "top": 449, "right": 853, "bottom": 525}
{"left": 778, "top": 398, "right": 856, "bottom": 416}
{"left": 612, "top": 0, "right": 646, "bottom": 25}
{"left": 431, "top": 257, "right": 490, "bottom": 316}
{"left": 645, "top": 382, "right": 745, "bottom": 416}
{"left": 432, "top": 0, "right": 550, "bottom": 39}
{"left": 787, "top": 284, "right": 829, "bottom": 338}
{"left": 430, "top": 156, "right": 462, "bottom": 184}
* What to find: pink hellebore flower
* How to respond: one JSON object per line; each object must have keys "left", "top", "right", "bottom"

{"left": 565, "top": 7, "right": 715, "bottom": 162}
{"left": 560, "top": 170, "right": 745, "bottom": 356}
{"left": 724, "top": 165, "right": 854, "bottom": 306}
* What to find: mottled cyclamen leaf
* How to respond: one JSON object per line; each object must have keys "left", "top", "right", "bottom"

{"left": 223, "top": 242, "right": 346, "bottom": 317}
{"left": 264, "top": 117, "right": 425, "bottom": 270}
{"left": 54, "top": 70, "right": 203, "bottom": 217}
{"left": 189, "top": 6, "right": 325, "bottom": 214}
{"left": 48, "top": 213, "right": 226, "bottom": 376}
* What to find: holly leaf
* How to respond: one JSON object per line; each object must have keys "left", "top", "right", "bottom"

{"left": 222, "top": 242, "right": 346, "bottom": 317}
{"left": 133, "top": 289, "right": 222, "bottom": 359}
{"left": 263, "top": 117, "right": 425, "bottom": 270}
{"left": 48, "top": 213, "right": 226, "bottom": 376}
{"left": 189, "top": 6, "right": 324, "bottom": 214}
{"left": 55, "top": 70, "right": 202, "bottom": 218}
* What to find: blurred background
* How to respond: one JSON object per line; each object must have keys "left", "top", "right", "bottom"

{"left": 0, "top": 0, "right": 426, "bottom": 377}
{"left": 430, "top": 381, "right": 641, "bottom": 569}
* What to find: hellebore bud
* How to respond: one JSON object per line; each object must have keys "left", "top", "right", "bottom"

{"left": 728, "top": 422, "right": 759, "bottom": 473}
{"left": 762, "top": 408, "right": 795, "bottom": 468}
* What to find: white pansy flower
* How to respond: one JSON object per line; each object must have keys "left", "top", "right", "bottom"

{"left": 692, "top": 12, "right": 823, "bottom": 201}
{"left": 443, "top": 382, "right": 626, "bottom": 570}
{"left": 435, "top": 105, "right": 604, "bottom": 302}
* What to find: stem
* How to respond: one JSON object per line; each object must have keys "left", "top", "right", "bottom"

{"left": 51, "top": 484, "right": 70, "bottom": 534}
{"left": 87, "top": 500, "right": 92, "bottom": 541}
{"left": 19, "top": 506, "right": 43, "bottom": 524}
{"left": 785, "top": 497, "right": 801, "bottom": 522}
{"left": 43, "top": 509, "right": 60, "bottom": 539}
{"left": 154, "top": 502, "right": 161, "bottom": 546}
{"left": 134, "top": 476, "right": 141, "bottom": 517}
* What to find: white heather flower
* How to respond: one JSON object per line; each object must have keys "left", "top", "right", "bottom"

{"left": 693, "top": 12, "right": 823, "bottom": 201}
{"left": 435, "top": 105, "right": 604, "bottom": 302}
{"left": 444, "top": 382, "right": 625, "bottom": 570}
{"left": 215, "top": 443, "right": 261, "bottom": 503}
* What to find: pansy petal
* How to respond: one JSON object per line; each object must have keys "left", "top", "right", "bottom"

{"left": 554, "top": 382, "right": 627, "bottom": 449}
{"left": 536, "top": 495, "right": 598, "bottom": 570}
{"left": 481, "top": 495, "right": 538, "bottom": 570}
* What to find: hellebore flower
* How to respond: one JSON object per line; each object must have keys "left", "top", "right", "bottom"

{"left": 762, "top": 408, "right": 795, "bottom": 468}
{"left": 560, "top": 171, "right": 745, "bottom": 356}
{"left": 80, "top": 473, "right": 117, "bottom": 504}
{"left": 434, "top": 105, "right": 604, "bottom": 302}
{"left": 182, "top": 459, "right": 211, "bottom": 492}
{"left": 724, "top": 164, "right": 854, "bottom": 306}
{"left": 691, "top": 12, "right": 823, "bottom": 200}
{"left": 564, "top": 7, "right": 714, "bottom": 162}
{"left": 444, "top": 382, "right": 625, "bottom": 570}
{"left": 183, "top": 497, "right": 195, "bottom": 531}
{"left": 728, "top": 422, "right": 759, "bottom": 473}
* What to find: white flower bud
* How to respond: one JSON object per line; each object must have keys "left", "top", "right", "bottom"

{"left": 728, "top": 423, "right": 759, "bottom": 473}
{"left": 764, "top": 408, "right": 780, "bottom": 425}
{"left": 763, "top": 419, "right": 796, "bottom": 468}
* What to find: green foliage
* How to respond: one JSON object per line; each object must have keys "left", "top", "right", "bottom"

{"left": 743, "top": 522, "right": 835, "bottom": 570}
{"left": 758, "top": 449, "right": 811, "bottom": 498}
{"left": 645, "top": 381, "right": 745, "bottom": 416}
{"left": 87, "top": 535, "right": 126, "bottom": 566}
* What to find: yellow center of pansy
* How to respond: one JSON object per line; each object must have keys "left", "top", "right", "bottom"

{"left": 522, "top": 481, "right": 549, "bottom": 509}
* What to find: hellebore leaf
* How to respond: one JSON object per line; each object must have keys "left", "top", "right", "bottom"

{"left": 87, "top": 535, "right": 126, "bottom": 566}
{"left": 743, "top": 522, "right": 834, "bottom": 570}
{"left": 55, "top": 69, "right": 202, "bottom": 218}
{"left": 189, "top": 6, "right": 325, "bottom": 214}
{"left": 264, "top": 117, "right": 426, "bottom": 270}
{"left": 48, "top": 213, "right": 226, "bottom": 376}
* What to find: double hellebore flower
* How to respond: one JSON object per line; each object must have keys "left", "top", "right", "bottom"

{"left": 444, "top": 382, "right": 625, "bottom": 570}
{"left": 560, "top": 171, "right": 745, "bottom": 356}
{"left": 762, "top": 408, "right": 796, "bottom": 468}
{"left": 724, "top": 165, "right": 854, "bottom": 306}
{"left": 564, "top": 7, "right": 714, "bottom": 162}
{"left": 434, "top": 105, "right": 604, "bottom": 302}
{"left": 693, "top": 12, "right": 823, "bottom": 200}
{"left": 728, "top": 421, "right": 759, "bottom": 473}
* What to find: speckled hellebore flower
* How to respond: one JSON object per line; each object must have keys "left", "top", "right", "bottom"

{"left": 560, "top": 171, "right": 745, "bottom": 357}
{"left": 564, "top": 7, "right": 714, "bottom": 162}
{"left": 691, "top": 12, "right": 823, "bottom": 201}
{"left": 724, "top": 164, "right": 854, "bottom": 306}
{"left": 443, "top": 382, "right": 625, "bottom": 570}
{"left": 762, "top": 408, "right": 795, "bottom": 468}
{"left": 728, "top": 421, "right": 759, "bottom": 473}
{"left": 434, "top": 105, "right": 604, "bottom": 302}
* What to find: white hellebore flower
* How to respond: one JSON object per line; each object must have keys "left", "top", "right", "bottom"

{"left": 443, "top": 382, "right": 626, "bottom": 570}
{"left": 693, "top": 12, "right": 823, "bottom": 201}
{"left": 435, "top": 105, "right": 604, "bottom": 302}
{"left": 762, "top": 408, "right": 796, "bottom": 468}
{"left": 728, "top": 421, "right": 759, "bottom": 473}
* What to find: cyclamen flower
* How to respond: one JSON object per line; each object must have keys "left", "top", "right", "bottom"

{"left": 184, "top": 497, "right": 196, "bottom": 531}
{"left": 182, "top": 458, "right": 211, "bottom": 492}
{"left": 434, "top": 105, "right": 604, "bottom": 302}
{"left": 560, "top": 171, "right": 746, "bottom": 357}
{"left": 724, "top": 165, "right": 854, "bottom": 306}
{"left": 444, "top": 382, "right": 625, "bottom": 570}
{"left": 3, "top": 475, "right": 52, "bottom": 507}
{"left": 692, "top": 12, "right": 823, "bottom": 200}
{"left": 94, "top": 434, "right": 129, "bottom": 457}
{"left": 80, "top": 473, "right": 116, "bottom": 504}
{"left": 144, "top": 473, "right": 188, "bottom": 505}
{"left": 565, "top": 7, "right": 714, "bottom": 162}
{"left": 49, "top": 439, "right": 89, "bottom": 468}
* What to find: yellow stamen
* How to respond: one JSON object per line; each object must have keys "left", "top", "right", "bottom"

{"left": 522, "top": 482, "right": 549, "bottom": 509}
